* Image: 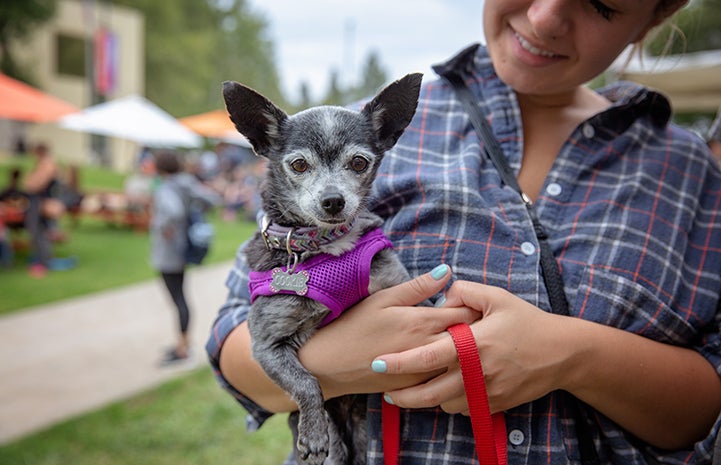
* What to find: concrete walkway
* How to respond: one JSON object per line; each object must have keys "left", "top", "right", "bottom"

{"left": 0, "top": 261, "right": 233, "bottom": 445}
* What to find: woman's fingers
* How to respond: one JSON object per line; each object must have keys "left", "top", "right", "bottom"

{"left": 372, "top": 335, "right": 458, "bottom": 375}
{"left": 384, "top": 368, "right": 468, "bottom": 412}
{"left": 298, "top": 264, "right": 479, "bottom": 397}
{"left": 371, "top": 263, "right": 452, "bottom": 308}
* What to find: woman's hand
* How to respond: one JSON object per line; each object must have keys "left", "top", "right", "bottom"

{"left": 220, "top": 264, "right": 478, "bottom": 412}
{"left": 299, "top": 265, "right": 480, "bottom": 400}
{"left": 373, "top": 280, "right": 571, "bottom": 415}
{"left": 371, "top": 279, "right": 721, "bottom": 449}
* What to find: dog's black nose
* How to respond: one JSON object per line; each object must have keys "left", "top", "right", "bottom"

{"left": 321, "top": 193, "right": 345, "bottom": 215}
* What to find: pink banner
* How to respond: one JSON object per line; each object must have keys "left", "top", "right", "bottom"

{"left": 94, "top": 29, "right": 117, "bottom": 96}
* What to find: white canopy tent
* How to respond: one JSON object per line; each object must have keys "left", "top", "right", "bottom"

{"left": 609, "top": 48, "right": 721, "bottom": 113}
{"left": 59, "top": 95, "right": 202, "bottom": 148}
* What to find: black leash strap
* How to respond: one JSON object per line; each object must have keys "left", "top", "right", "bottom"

{"left": 439, "top": 66, "right": 601, "bottom": 465}
{"left": 441, "top": 70, "right": 570, "bottom": 317}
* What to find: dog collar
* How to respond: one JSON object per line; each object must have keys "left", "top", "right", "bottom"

{"left": 259, "top": 214, "right": 355, "bottom": 253}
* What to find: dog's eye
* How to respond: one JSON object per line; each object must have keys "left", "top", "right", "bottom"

{"left": 349, "top": 156, "right": 369, "bottom": 173}
{"left": 290, "top": 159, "right": 308, "bottom": 173}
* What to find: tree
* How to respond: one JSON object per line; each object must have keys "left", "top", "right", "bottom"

{"left": 647, "top": 0, "right": 721, "bottom": 55}
{"left": 317, "top": 50, "right": 390, "bottom": 107}
{"left": 111, "top": 0, "right": 285, "bottom": 116}
{"left": 212, "top": 0, "right": 287, "bottom": 111}
{"left": 0, "top": 0, "right": 57, "bottom": 84}
{"left": 350, "top": 50, "right": 388, "bottom": 102}
{"left": 297, "top": 81, "right": 312, "bottom": 110}
{"left": 321, "top": 69, "right": 344, "bottom": 106}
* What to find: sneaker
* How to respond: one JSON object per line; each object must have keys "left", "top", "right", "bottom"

{"left": 159, "top": 348, "right": 192, "bottom": 366}
{"left": 28, "top": 263, "right": 47, "bottom": 278}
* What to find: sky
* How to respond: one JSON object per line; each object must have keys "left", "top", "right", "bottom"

{"left": 245, "top": 0, "right": 486, "bottom": 104}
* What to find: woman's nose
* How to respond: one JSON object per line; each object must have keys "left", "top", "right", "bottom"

{"left": 526, "top": 0, "right": 572, "bottom": 40}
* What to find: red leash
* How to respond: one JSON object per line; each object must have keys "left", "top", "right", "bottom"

{"left": 382, "top": 323, "right": 507, "bottom": 465}
{"left": 382, "top": 398, "right": 401, "bottom": 465}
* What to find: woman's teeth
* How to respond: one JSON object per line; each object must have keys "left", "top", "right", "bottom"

{"left": 515, "top": 32, "right": 557, "bottom": 58}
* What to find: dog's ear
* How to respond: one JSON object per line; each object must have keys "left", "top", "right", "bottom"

{"left": 361, "top": 73, "right": 423, "bottom": 152}
{"left": 223, "top": 81, "right": 288, "bottom": 157}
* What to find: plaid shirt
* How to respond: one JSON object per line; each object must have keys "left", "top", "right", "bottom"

{"left": 206, "top": 44, "right": 721, "bottom": 465}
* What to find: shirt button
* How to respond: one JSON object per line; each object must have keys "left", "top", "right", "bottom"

{"left": 582, "top": 123, "right": 595, "bottom": 139}
{"left": 546, "top": 182, "right": 562, "bottom": 196}
{"left": 520, "top": 241, "right": 536, "bottom": 256}
{"left": 508, "top": 429, "right": 525, "bottom": 445}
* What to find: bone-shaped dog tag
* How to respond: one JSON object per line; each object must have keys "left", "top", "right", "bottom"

{"left": 270, "top": 268, "right": 309, "bottom": 296}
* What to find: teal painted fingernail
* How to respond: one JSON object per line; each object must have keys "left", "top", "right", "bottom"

{"left": 434, "top": 295, "right": 447, "bottom": 308}
{"left": 371, "top": 359, "right": 387, "bottom": 373}
{"left": 430, "top": 264, "right": 449, "bottom": 280}
{"left": 383, "top": 394, "right": 395, "bottom": 405}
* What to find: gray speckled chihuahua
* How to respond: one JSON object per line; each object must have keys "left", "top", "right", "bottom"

{"left": 222, "top": 73, "right": 422, "bottom": 465}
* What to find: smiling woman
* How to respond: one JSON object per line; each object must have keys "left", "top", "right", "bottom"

{"left": 483, "top": 0, "right": 680, "bottom": 99}
{"left": 208, "top": 0, "right": 721, "bottom": 464}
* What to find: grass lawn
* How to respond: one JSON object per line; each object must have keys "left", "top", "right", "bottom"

{"left": 0, "top": 368, "right": 293, "bottom": 465}
{"left": 0, "top": 156, "right": 290, "bottom": 463}
{"left": 0, "top": 212, "right": 254, "bottom": 315}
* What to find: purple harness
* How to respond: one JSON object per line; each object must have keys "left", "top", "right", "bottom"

{"left": 248, "top": 228, "right": 393, "bottom": 327}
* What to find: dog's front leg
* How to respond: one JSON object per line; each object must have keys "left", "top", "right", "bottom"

{"left": 252, "top": 339, "right": 331, "bottom": 464}
{"left": 249, "top": 296, "right": 333, "bottom": 465}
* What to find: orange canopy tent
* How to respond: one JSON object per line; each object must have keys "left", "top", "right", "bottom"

{"left": 179, "top": 109, "right": 249, "bottom": 146}
{"left": 179, "top": 109, "right": 236, "bottom": 138}
{"left": 0, "top": 73, "right": 79, "bottom": 123}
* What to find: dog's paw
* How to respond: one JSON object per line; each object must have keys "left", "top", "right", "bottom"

{"left": 297, "top": 413, "right": 330, "bottom": 465}
{"left": 297, "top": 434, "right": 329, "bottom": 465}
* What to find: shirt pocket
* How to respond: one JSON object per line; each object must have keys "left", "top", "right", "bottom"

{"left": 572, "top": 266, "right": 696, "bottom": 345}
{"left": 390, "top": 236, "right": 458, "bottom": 279}
{"left": 401, "top": 408, "right": 452, "bottom": 446}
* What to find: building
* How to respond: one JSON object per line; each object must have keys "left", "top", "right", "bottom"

{"left": 1, "top": 0, "right": 144, "bottom": 172}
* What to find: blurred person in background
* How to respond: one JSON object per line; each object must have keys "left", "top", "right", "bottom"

{"left": 0, "top": 203, "right": 14, "bottom": 267}
{"left": 0, "top": 167, "right": 29, "bottom": 267}
{"left": 22, "top": 143, "right": 76, "bottom": 278}
{"left": 197, "top": 144, "right": 221, "bottom": 182}
{"left": 0, "top": 168, "right": 27, "bottom": 203}
{"left": 219, "top": 159, "right": 265, "bottom": 222}
{"left": 124, "top": 154, "right": 157, "bottom": 218}
{"left": 151, "top": 151, "right": 221, "bottom": 365}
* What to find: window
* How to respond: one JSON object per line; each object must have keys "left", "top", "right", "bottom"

{"left": 56, "top": 34, "right": 86, "bottom": 77}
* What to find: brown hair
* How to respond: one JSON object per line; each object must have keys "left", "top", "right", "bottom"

{"left": 154, "top": 151, "right": 182, "bottom": 175}
{"left": 33, "top": 143, "right": 49, "bottom": 157}
{"left": 655, "top": 0, "right": 688, "bottom": 19}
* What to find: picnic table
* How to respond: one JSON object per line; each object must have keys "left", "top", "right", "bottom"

{"left": 80, "top": 191, "right": 151, "bottom": 232}
{"left": 0, "top": 198, "right": 69, "bottom": 253}
{"left": 0, "top": 199, "right": 26, "bottom": 228}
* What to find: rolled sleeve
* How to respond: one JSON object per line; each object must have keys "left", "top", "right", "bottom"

{"left": 697, "top": 301, "right": 721, "bottom": 376}
{"left": 205, "top": 242, "right": 275, "bottom": 429}
{"left": 692, "top": 307, "right": 721, "bottom": 459}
